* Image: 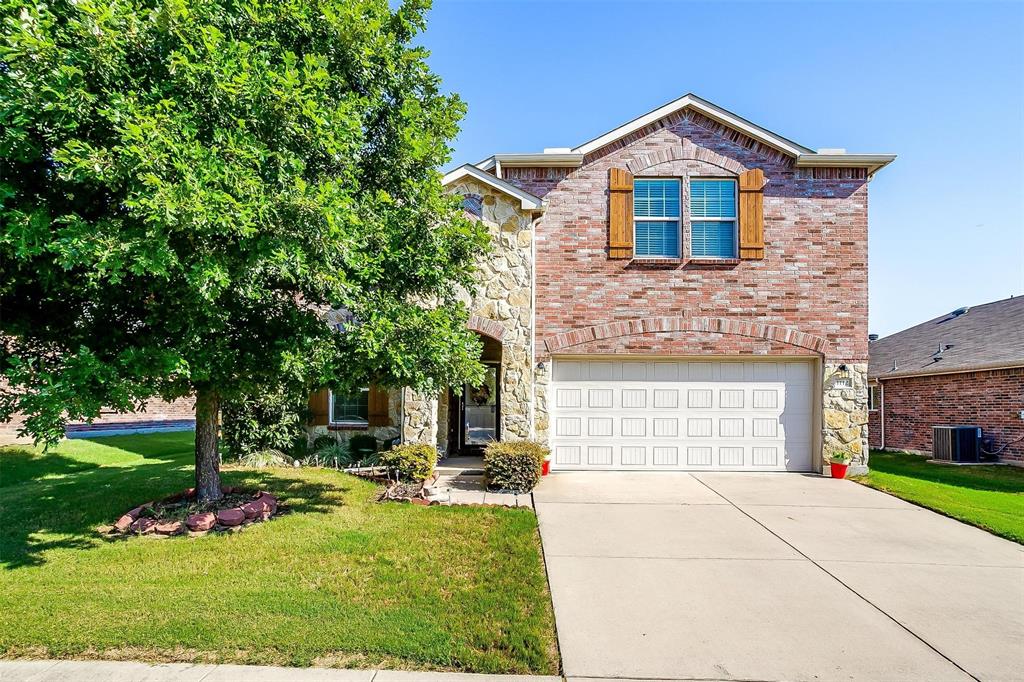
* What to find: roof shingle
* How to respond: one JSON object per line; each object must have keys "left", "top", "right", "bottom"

{"left": 869, "top": 296, "right": 1024, "bottom": 379}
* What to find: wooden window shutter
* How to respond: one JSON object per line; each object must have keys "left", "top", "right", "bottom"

{"left": 367, "top": 385, "right": 390, "bottom": 427}
{"left": 308, "top": 389, "right": 329, "bottom": 426}
{"left": 738, "top": 169, "right": 766, "bottom": 259}
{"left": 608, "top": 167, "right": 634, "bottom": 259}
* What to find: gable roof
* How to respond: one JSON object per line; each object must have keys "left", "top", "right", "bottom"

{"left": 441, "top": 163, "right": 544, "bottom": 211}
{"left": 573, "top": 93, "right": 813, "bottom": 157}
{"left": 869, "top": 296, "right": 1024, "bottom": 380}
{"left": 474, "top": 92, "right": 895, "bottom": 177}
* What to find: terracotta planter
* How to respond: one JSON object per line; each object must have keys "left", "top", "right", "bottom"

{"left": 830, "top": 462, "right": 849, "bottom": 479}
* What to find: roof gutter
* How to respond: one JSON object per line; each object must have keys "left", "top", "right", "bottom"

{"left": 796, "top": 153, "right": 897, "bottom": 178}
{"left": 476, "top": 153, "right": 584, "bottom": 174}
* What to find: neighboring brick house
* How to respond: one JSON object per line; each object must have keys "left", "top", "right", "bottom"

{"left": 1, "top": 396, "right": 196, "bottom": 444}
{"left": 868, "top": 296, "right": 1024, "bottom": 464}
{"left": 311, "top": 93, "right": 895, "bottom": 474}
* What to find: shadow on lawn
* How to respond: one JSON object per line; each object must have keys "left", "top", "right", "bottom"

{"left": 0, "top": 447, "right": 101, "bottom": 489}
{"left": 0, "top": 450, "right": 354, "bottom": 569}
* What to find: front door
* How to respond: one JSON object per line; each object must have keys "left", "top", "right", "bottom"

{"left": 454, "top": 364, "right": 500, "bottom": 455}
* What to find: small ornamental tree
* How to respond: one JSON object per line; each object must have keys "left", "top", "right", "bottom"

{"left": 0, "top": 0, "right": 488, "bottom": 501}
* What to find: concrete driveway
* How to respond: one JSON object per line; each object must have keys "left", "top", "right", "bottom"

{"left": 534, "top": 472, "right": 1024, "bottom": 682}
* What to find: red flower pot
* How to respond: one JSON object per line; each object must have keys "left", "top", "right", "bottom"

{"left": 830, "top": 462, "right": 849, "bottom": 479}
{"left": 542, "top": 459, "right": 551, "bottom": 476}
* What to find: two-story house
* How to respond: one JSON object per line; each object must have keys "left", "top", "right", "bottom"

{"left": 308, "top": 93, "right": 895, "bottom": 474}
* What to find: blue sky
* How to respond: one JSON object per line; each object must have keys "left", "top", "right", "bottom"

{"left": 418, "top": 1, "right": 1024, "bottom": 337}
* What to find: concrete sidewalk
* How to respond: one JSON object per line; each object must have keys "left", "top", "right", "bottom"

{"left": 0, "top": 660, "right": 561, "bottom": 682}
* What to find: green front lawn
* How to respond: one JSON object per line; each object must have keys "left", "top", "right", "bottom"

{"left": 0, "top": 433, "right": 559, "bottom": 673}
{"left": 854, "top": 450, "right": 1024, "bottom": 544}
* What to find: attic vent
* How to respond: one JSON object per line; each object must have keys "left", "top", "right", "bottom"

{"left": 868, "top": 333, "right": 879, "bottom": 342}
{"left": 951, "top": 306, "right": 969, "bottom": 317}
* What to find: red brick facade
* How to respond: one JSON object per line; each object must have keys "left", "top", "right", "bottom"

{"left": 1, "top": 397, "right": 196, "bottom": 444}
{"left": 503, "top": 111, "right": 869, "bottom": 365}
{"left": 869, "top": 368, "right": 1024, "bottom": 463}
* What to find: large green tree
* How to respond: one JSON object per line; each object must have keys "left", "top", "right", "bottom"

{"left": 0, "top": 0, "right": 487, "bottom": 500}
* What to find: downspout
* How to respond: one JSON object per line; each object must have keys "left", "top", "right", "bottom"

{"left": 528, "top": 212, "right": 541, "bottom": 440}
{"left": 879, "top": 381, "right": 885, "bottom": 450}
{"left": 400, "top": 389, "right": 406, "bottom": 444}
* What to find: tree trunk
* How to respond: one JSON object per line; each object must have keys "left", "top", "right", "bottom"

{"left": 194, "top": 387, "right": 223, "bottom": 503}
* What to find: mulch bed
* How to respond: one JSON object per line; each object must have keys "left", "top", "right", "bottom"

{"left": 104, "top": 486, "right": 281, "bottom": 538}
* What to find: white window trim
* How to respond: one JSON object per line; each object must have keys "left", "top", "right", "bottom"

{"left": 633, "top": 177, "right": 682, "bottom": 259}
{"left": 868, "top": 384, "right": 881, "bottom": 412}
{"left": 688, "top": 177, "right": 739, "bottom": 260}
{"left": 328, "top": 387, "right": 370, "bottom": 426}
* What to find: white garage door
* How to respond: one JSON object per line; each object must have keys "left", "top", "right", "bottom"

{"left": 549, "top": 358, "right": 814, "bottom": 471}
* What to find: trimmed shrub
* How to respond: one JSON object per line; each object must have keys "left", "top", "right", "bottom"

{"left": 379, "top": 443, "right": 437, "bottom": 482}
{"left": 483, "top": 440, "right": 548, "bottom": 493}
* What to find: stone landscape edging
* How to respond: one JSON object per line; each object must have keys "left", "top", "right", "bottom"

{"left": 109, "top": 486, "right": 279, "bottom": 538}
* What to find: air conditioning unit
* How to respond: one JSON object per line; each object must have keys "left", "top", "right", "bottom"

{"left": 933, "top": 426, "right": 982, "bottom": 463}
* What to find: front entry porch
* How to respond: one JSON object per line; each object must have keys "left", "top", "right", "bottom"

{"left": 445, "top": 334, "right": 502, "bottom": 457}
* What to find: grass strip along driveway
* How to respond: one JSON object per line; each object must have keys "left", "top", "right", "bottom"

{"left": 0, "top": 433, "right": 558, "bottom": 673}
{"left": 855, "top": 449, "right": 1024, "bottom": 543}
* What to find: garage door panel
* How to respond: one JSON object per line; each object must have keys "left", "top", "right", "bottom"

{"left": 621, "top": 418, "right": 646, "bottom": 437}
{"left": 622, "top": 389, "right": 646, "bottom": 408}
{"left": 550, "top": 359, "right": 815, "bottom": 472}
{"left": 587, "top": 446, "right": 613, "bottom": 466}
{"left": 555, "top": 445, "right": 581, "bottom": 465}
{"left": 720, "top": 362, "right": 745, "bottom": 381}
{"left": 587, "top": 417, "right": 613, "bottom": 437}
{"left": 588, "top": 388, "right": 614, "bottom": 408}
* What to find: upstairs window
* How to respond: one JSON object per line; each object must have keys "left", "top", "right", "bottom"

{"left": 690, "top": 179, "right": 738, "bottom": 258}
{"left": 633, "top": 178, "right": 681, "bottom": 258}
{"left": 330, "top": 388, "right": 369, "bottom": 425}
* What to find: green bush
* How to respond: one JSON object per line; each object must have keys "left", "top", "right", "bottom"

{"left": 828, "top": 447, "right": 853, "bottom": 464}
{"left": 484, "top": 441, "right": 548, "bottom": 493}
{"left": 304, "top": 443, "right": 352, "bottom": 468}
{"left": 238, "top": 449, "right": 295, "bottom": 468}
{"left": 379, "top": 443, "right": 437, "bottom": 482}
{"left": 311, "top": 434, "right": 336, "bottom": 451}
{"left": 348, "top": 434, "right": 378, "bottom": 458}
{"left": 221, "top": 383, "right": 310, "bottom": 459}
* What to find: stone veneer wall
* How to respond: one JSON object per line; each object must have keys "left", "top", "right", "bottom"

{"left": 823, "top": 363, "right": 869, "bottom": 471}
{"left": 401, "top": 177, "right": 536, "bottom": 452}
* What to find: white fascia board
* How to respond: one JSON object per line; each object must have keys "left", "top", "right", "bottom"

{"left": 441, "top": 164, "right": 544, "bottom": 211}
{"left": 572, "top": 93, "right": 814, "bottom": 157}
{"left": 474, "top": 153, "right": 583, "bottom": 171}
{"left": 491, "top": 153, "right": 584, "bottom": 167}
{"left": 796, "top": 153, "right": 897, "bottom": 175}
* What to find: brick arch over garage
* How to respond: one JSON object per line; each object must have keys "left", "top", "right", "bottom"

{"left": 543, "top": 317, "right": 829, "bottom": 355}
{"left": 467, "top": 315, "right": 505, "bottom": 342}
